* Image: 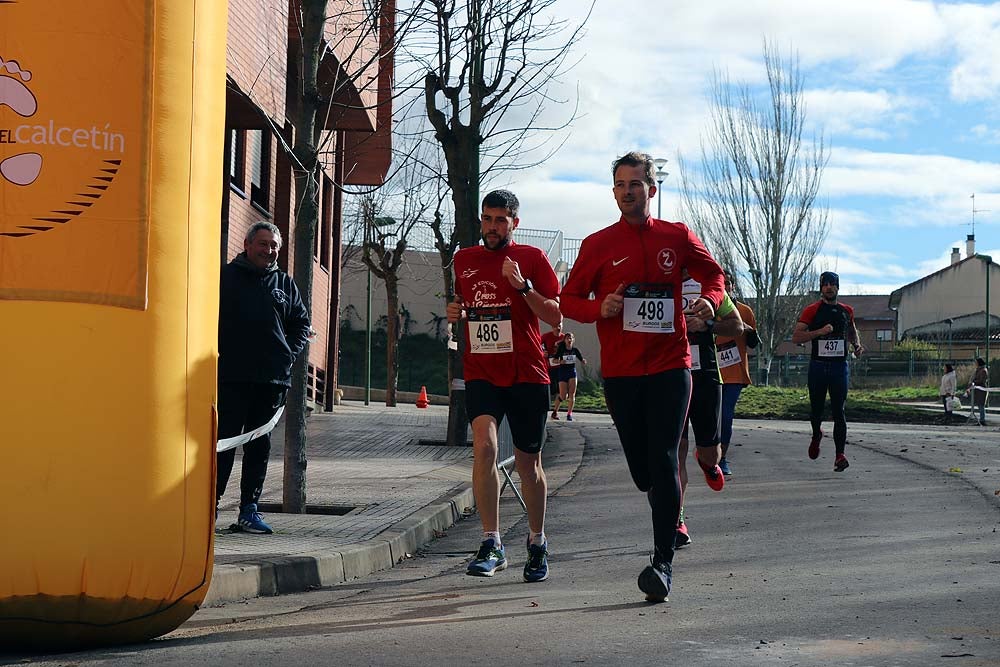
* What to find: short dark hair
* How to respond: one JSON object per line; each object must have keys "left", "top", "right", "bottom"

{"left": 945, "top": 363, "right": 955, "bottom": 373}
{"left": 482, "top": 189, "right": 519, "bottom": 218}
{"left": 976, "top": 357, "right": 986, "bottom": 366}
{"left": 611, "top": 151, "right": 656, "bottom": 186}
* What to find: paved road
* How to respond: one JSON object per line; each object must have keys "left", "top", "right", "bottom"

{"left": 7, "top": 415, "right": 999, "bottom": 666}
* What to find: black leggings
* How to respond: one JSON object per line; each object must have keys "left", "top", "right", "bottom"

{"left": 808, "top": 359, "right": 849, "bottom": 453}
{"left": 684, "top": 376, "right": 722, "bottom": 447}
{"left": 604, "top": 369, "right": 691, "bottom": 563}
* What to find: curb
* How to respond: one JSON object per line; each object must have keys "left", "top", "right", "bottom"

{"left": 202, "top": 424, "right": 583, "bottom": 607}
{"left": 203, "top": 484, "right": 476, "bottom": 606}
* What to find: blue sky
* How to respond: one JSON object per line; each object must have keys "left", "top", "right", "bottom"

{"left": 495, "top": 0, "right": 1000, "bottom": 295}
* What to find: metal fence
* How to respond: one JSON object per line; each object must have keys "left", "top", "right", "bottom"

{"left": 762, "top": 352, "right": 981, "bottom": 388}
{"left": 496, "top": 417, "right": 525, "bottom": 509}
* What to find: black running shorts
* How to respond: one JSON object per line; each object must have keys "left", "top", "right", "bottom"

{"left": 465, "top": 380, "right": 549, "bottom": 454}
{"left": 683, "top": 374, "right": 722, "bottom": 447}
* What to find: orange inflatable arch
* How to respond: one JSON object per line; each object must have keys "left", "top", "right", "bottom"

{"left": 0, "top": 1, "right": 226, "bottom": 648}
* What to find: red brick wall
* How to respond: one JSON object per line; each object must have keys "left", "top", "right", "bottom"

{"left": 227, "top": 0, "right": 288, "bottom": 125}
{"left": 224, "top": 138, "right": 280, "bottom": 263}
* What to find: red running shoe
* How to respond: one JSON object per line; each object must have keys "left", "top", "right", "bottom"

{"left": 674, "top": 521, "right": 691, "bottom": 548}
{"left": 695, "top": 451, "right": 725, "bottom": 492}
{"left": 808, "top": 430, "right": 823, "bottom": 460}
{"left": 834, "top": 454, "right": 850, "bottom": 472}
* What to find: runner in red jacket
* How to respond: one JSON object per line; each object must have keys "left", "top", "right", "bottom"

{"left": 560, "top": 151, "right": 725, "bottom": 603}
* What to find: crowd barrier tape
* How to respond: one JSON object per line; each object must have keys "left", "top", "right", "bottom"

{"left": 216, "top": 408, "right": 285, "bottom": 453}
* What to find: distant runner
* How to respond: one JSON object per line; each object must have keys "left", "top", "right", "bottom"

{"left": 675, "top": 271, "right": 743, "bottom": 548}
{"left": 715, "top": 273, "right": 759, "bottom": 476}
{"left": 552, "top": 331, "right": 587, "bottom": 421}
{"left": 791, "top": 272, "right": 863, "bottom": 472}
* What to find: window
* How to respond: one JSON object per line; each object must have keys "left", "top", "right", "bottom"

{"left": 248, "top": 129, "right": 271, "bottom": 213}
{"left": 317, "top": 176, "right": 333, "bottom": 269}
{"left": 875, "top": 329, "right": 893, "bottom": 341}
{"left": 229, "top": 129, "right": 246, "bottom": 194}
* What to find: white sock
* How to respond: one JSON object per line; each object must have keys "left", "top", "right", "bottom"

{"left": 484, "top": 531, "right": 501, "bottom": 546}
{"left": 529, "top": 531, "right": 546, "bottom": 546}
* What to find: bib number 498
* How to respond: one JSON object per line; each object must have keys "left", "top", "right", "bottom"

{"left": 636, "top": 300, "right": 665, "bottom": 321}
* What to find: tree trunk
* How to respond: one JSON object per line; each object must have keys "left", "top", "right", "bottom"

{"left": 282, "top": 0, "right": 325, "bottom": 514}
{"left": 444, "top": 138, "right": 478, "bottom": 447}
{"left": 385, "top": 275, "right": 399, "bottom": 407}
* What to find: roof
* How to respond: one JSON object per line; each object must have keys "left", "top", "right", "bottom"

{"left": 839, "top": 294, "right": 894, "bottom": 320}
{"left": 905, "top": 311, "right": 1000, "bottom": 342}
{"left": 889, "top": 254, "right": 992, "bottom": 308}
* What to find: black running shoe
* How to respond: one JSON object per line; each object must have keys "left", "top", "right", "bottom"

{"left": 638, "top": 551, "right": 672, "bottom": 603}
{"left": 523, "top": 539, "right": 549, "bottom": 582}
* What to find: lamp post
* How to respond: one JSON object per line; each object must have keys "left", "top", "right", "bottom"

{"left": 653, "top": 157, "right": 669, "bottom": 219}
{"left": 748, "top": 267, "right": 767, "bottom": 385}
{"left": 945, "top": 317, "right": 953, "bottom": 362}
{"left": 984, "top": 255, "right": 993, "bottom": 367}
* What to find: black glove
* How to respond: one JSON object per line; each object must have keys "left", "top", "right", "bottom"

{"left": 746, "top": 327, "right": 760, "bottom": 349}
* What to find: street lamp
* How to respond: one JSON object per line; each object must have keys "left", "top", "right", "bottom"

{"left": 653, "top": 157, "right": 669, "bottom": 219}
{"left": 983, "top": 255, "right": 993, "bottom": 367}
{"left": 945, "top": 317, "right": 953, "bottom": 362}
{"left": 748, "top": 267, "right": 768, "bottom": 385}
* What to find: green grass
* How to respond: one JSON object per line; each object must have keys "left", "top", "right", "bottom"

{"left": 571, "top": 382, "right": 943, "bottom": 425}
{"left": 862, "top": 386, "right": 940, "bottom": 401}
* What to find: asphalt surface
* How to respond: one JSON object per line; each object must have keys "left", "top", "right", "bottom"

{"left": 6, "top": 414, "right": 999, "bottom": 666}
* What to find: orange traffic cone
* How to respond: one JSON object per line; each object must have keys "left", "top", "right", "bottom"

{"left": 416, "top": 386, "right": 429, "bottom": 409}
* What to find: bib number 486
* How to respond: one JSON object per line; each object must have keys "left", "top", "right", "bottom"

{"left": 475, "top": 323, "right": 500, "bottom": 343}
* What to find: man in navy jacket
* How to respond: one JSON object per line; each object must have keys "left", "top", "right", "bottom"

{"left": 217, "top": 221, "right": 310, "bottom": 534}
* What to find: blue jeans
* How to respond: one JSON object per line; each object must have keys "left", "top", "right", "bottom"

{"left": 808, "top": 359, "right": 849, "bottom": 454}
{"left": 720, "top": 383, "right": 745, "bottom": 448}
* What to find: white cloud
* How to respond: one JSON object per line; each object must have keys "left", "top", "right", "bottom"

{"left": 823, "top": 147, "right": 1000, "bottom": 204}
{"left": 804, "top": 88, "right": 918, "bottom": 139}
{"left": 969, "top": 123, "right": 1000, "bottom": 144}
{"left": 941, "top": 3, "right": 1000, "bottom": 101}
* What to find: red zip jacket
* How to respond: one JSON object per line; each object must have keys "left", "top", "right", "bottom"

{"left": 560, "top": 216, "right": 724, "bottom": 378}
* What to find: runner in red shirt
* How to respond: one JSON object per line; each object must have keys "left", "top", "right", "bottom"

{"left": 561, "top": 151, "right": 725, "bottom": 603}
{"left": 540, "top": 322, "right": 564, "bottom": 414}
{"left": 447, "top": 189, "right": 562, "bottom": 582}
{"left": 791, "top": 271, "right": 864, "bottom": 472}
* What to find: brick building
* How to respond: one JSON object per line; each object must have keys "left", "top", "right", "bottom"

{"left": 223, "top": 0, "right": 395, "bottom": 408}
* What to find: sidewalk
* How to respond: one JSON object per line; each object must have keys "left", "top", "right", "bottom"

{"left": 206, "top": 400, "right": 584, "bottom": 605}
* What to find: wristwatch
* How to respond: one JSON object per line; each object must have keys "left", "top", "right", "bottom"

{"left": 518, "top": 279, "right": 533, "bottom": 296}
{"left": 704, "top": 318, "right": 715, "bottom": 333}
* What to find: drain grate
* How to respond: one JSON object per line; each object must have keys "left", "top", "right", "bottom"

{"left": 256, "top": 502, "right": 360, "bottom": 516}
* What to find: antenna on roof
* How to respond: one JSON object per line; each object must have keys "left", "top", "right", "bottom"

{"left": 971, "top": 193, "right": 990, "bottom": 237}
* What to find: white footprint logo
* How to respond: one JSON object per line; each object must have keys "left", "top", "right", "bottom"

{"left": 0, "top": 56, "right": 42, "bottom": 186}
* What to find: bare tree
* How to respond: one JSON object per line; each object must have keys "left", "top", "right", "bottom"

{"left": 679, "top": 42, "right": 828, "bottom": 383}
{"left": 403, "top": 0, "right": 592, "bottom": 444}
{"left": 356, "top": 154, "right": 432, "bottom": 406}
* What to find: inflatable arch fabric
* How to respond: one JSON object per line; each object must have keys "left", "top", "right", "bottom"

{"left": 0, "top": 1, "right": 226, "bottom": 647}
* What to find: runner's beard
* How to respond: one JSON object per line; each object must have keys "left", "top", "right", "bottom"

{"left": 483, "top": 233, "right": 510, "bottom": 250}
